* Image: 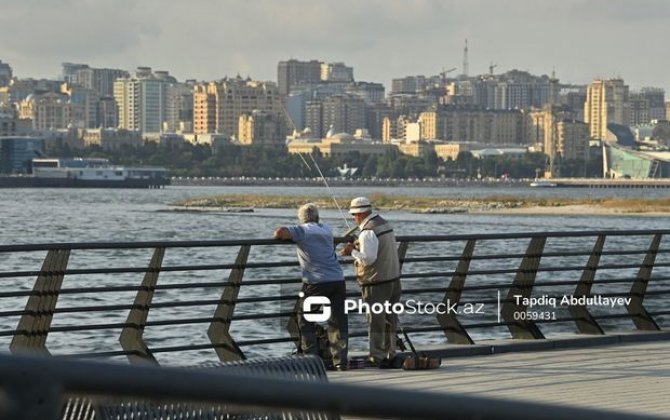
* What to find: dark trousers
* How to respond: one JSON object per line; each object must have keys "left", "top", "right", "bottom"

{"left": 362, "top": 279, "right": 401, "bottom": 361}
{"left": 299, "top": 281, "right": 348, "bottom": 366}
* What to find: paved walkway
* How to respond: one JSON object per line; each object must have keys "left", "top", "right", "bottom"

{"left": 329, "top": 341, "right": 670, "bottom": 418}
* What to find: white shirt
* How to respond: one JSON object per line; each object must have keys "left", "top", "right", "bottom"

{"left": 351, "top": 213, "right": 379, "bottom": 266}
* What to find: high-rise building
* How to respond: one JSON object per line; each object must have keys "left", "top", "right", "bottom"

{"left": 238, "top": 110, "right": 285, "bottom": 147}
{"left": 584, "top": 79, "right": 629, "bottom": 140}
{"left": 305, "top": 100, "right": 324, "bottom": 138}
{"left": 629, "top": 88, "right": 665, "bottom": 125}
{"left": 97, "top": 97, "right": 118, "bottom": 129}
{"left": 193, "top": 83, "right": 217, "bottom": 134}
{"left": 559, "top": 88, "right": 587, "bottom": 121}
{"left": 470, "top": 70, "right": 555, "bottom": 110}
{"left": 320, "top": 62, "right": 354, "bottom": 82}
{"left": 366, "top": 103, "right": 392, "bottom": 141}
{"left": 305, "top": 94, "right": 366, "bottom": 138}
{"left": 193, "top": 76, "right": 282, "bottom": 138}
{"left": 164, "top": 82, "right": 194, "bottom": 133}
{"left": 529, "top": 104, "right": 584, "bottom": 163}
{"left": 558, "top": 120, "right": 589, "bottom": 161}
{"left": 72, "top": 67, "right": 130, "bottom": 97}
{"left": 416, "top": 105, "right": 524, "bottom": 145}
{"left": 0, "top": 60, "right": 12, "bottom": 87}
{"left": 18, "top": 92, "right": 72, "bottom": 130}
{"left": 346, "top": 82, "right": 385, "bottom": 104}
{"left": 391, "top": 76, "right": 426, "bottom": 94}
{"left": 62, "top": 63, "right": 89, "bottom": 84}
{"left": 61, "top": 83, "right": 100, "bottom": 129}
{"left": 277, "top": 59, "right": 322, "bottom": 96}
{"left": 114, "top": 68, "right": 173, "bottom": 134}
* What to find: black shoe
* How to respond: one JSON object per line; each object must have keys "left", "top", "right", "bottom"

{"left": 366, "top": 356, "right": 381, "bottom": 367}
{"left": 379, "top": 356, "right": 401, "bottom": 369}
{"left": 334, "top": 363, "right": 348, "bottom": 371}
{"left": 327, "top": 362, "right": 348, "bottom": 371}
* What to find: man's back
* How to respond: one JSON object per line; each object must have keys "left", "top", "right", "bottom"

{"left": 287, "top": 223, "right": 344, "bottom": 283}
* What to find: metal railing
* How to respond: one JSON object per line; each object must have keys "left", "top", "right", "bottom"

{"left": 0, "top": 229, "right": 669, "bottom": 365}
{"left": 0, "top": 352, "right": 659, "bottom": 420}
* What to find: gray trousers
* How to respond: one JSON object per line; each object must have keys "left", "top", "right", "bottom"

{"left": 298, "top": 281, "right": 348, "bottom": 366}
{"left": 362, "top": 279, "right": 401, "bottom": 361}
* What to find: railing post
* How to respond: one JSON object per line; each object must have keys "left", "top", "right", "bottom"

{"left": 569, "top": 235, "right": 605, "bottom": 334}
{"left": 119, "top": 247, "right": 165, "bottom": 365}
{"left": 397, "top": 241, "right": 410, "bottom": 271}
{"left": 208, "top": 245, "right": 250, "bottom": 361}
{"left": 626, "top": 234, "right": 662, "bottom": 331}
{"left": 437, "top": 239, "right": 476, "bottom": 344}
{"left": 11, "top": 249, "right": 70, "bottom": 354}
{"left": 501, "top": 237, "right": 546, "bottom": 339}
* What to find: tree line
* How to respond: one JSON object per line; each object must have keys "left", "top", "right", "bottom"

{"left": 47, "top": 141, "right": 603, "bottom": 179}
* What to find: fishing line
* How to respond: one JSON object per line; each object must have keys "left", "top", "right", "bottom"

{"left": 307, "top": 153, "right": 352, "bottom": 230}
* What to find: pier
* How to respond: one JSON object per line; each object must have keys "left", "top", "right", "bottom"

{"left": 0, "top": 229, "right": 668, "bottom": 418}
{"left": 548, "top": 178, "right": 670, "bottom": 188}
{"left": 330, "top": 337, "right": 670, "bottom": 418}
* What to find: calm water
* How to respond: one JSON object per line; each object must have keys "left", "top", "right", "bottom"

{"left": 1, "top": 185, "right": 669, "bottom": 365}
{"left": 2, "top": 184, "right": 669, "bottom": 244}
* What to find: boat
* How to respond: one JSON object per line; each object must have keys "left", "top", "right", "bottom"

{"left": 530, "top": 179, "right": 557, "bottom": 188}
{"left": 0, "top": 158, "right": 170, "bottom": 189}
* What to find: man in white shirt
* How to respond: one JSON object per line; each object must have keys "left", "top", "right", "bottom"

{"left": 340, "top": 197, "right": 401, "bottom": 367}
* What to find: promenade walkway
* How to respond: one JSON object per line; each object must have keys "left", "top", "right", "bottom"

{"left": 329, "top": 340, "right": 670, "bottom": 418}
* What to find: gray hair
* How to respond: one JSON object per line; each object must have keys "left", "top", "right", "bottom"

{"left": 298, "top": 203, "right": 319, "bottom": 224}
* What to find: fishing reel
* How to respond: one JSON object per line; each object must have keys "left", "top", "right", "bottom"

{"left": 342, "top": 225, "right": 359, "bottom": 244}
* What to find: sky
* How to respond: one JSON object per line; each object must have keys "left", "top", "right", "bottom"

{"left": 1, "top": 0, "right": 668, "bottom": 93}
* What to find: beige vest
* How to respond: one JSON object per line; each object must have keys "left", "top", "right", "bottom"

{"left": 355, "top": 215, "right": 400, "bottom": 285}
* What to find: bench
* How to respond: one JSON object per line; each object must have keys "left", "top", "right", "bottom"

{"left": 61, "top": 355, "right": 338, "bottom": 420}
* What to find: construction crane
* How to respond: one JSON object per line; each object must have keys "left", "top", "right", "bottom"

{"left": 489, "top": 63, "right": 498, "bottom": 76}
{"left": 441, "top": 67, "right": 457, "bottom": 82}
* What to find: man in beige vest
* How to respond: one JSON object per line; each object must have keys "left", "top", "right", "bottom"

{"left": 340, "top": 197, "right": 401, "bottom": 367}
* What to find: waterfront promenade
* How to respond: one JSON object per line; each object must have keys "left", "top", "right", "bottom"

{"left": 330, "top": 338, "right": 670, "bottom": 418}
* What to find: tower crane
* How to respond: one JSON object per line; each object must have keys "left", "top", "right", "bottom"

{"left": 489, "top": 63, "right": 498, "bottom": 76}
{"left": 440, "top": 67, "right": 457, "bottom": 84}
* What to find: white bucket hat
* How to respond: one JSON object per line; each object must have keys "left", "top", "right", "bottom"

{"left": 349, "top": 196, "right": 372, "bottom": 214}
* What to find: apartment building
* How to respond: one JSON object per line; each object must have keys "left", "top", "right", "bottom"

{"left": 0, "top": 60, "right": 12, "bottom": 87}
{"left": 193, "top": 77, "right": 282, "bottom": 138}
{"left": 17, "top": 92, "right": 72, "bottom": 130}
{"left": 558, "top": 120, "right": 590, "bottom": 161}
{"left": 114, "top": 68, "right": 174, "bottom": 134}
{"left": 320, "top": 62, "right": 354, "bottom": 82}
{"left": 584, "top": 79, "right": 629, "bottom": 140}
{"left": 238, "top": 110, "right": 285, "bottom": 147}
{"left": 277, "top": 59, "right": 322, "bottom": 96}
{"left": 628, "top": 88, "right": 665, "bottom": 125}
{"left": 305, "top": 94, "right": 366, "bottom": 139}
{"left": 416, "top": 106, "right": 524, "bottom": 145}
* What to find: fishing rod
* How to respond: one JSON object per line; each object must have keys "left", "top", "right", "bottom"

{"left": 296, "top": 152, "right": 356, "bottom": 235}
{"left": 284, "top": 104, "right": 356, "bottom": 236}
{"left": 308, "top": 153, "right": 352, "bottom": 230}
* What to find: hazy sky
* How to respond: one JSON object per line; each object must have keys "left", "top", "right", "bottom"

{"left": 1, "top": 0, "right": 668, "bottom": 92}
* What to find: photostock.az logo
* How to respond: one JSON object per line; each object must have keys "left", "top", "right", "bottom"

{"left": 299, "top": 292, "right": 331, "bottom": 322}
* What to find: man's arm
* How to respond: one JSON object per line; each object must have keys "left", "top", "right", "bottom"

{"left": 341, "top": 230, "right": 378, "bottom": 266}
{"left": 273, "top": 227, "right": 293, "bottom": 240}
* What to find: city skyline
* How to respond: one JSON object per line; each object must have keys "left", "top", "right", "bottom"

{"left": 1, "top": 0, "right": 669, "bottom": 92}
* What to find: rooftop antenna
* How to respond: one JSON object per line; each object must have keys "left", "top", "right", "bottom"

{"left": 462, "top": 39, "right": 469, "bottom": 77}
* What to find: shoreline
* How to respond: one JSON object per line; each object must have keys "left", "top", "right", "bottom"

{"left": 171, "top": 195, "right": 670, "bottom": 217}
{"left": 470, "top": 204, "right": 669, "bottom": 217}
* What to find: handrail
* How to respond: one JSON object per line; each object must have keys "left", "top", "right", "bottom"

{"left": 1, "top": 228, "right": 670, "bottom": 251}
{"left": 0, "top": 352, "right": 657, "bottom": 420}
{"left": 0, "top": 229, "right": 668, "bottom": 364}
